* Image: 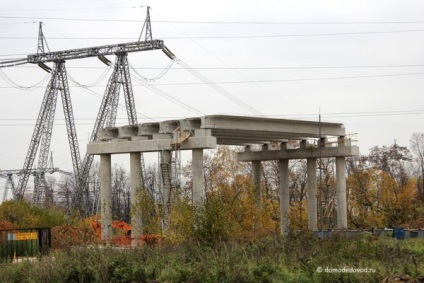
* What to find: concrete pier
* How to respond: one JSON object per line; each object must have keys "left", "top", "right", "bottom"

{"left": 192, "top": 149, "right": 205, "bottom": 203}
{"left": 252, "top": 160, "right": 261, "bottom": 204}
{"left": 130, "top": 152, "right": 143, "bottom": 242}
{"left": 336, "top": 156, "right": 348, "bottom": 229}
{"left": 307, "top": 158, "right": 318, "bottom": 230}
{"left": 100, "top": 154, "right": 112, "bottom": 242}
{"left": 279, "top": 158, "right": 290, "bottom": 234}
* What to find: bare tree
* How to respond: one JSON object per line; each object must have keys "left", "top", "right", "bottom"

{"left": 368, "top": 143, "right": 412, "bottom": 187}
{"left": 410, "top": 133, "right": 424, "bottom": 199}
{"left": 56, "top": 176, "right": 75, "bottom": 212}
{"left": 111, "top": 164, "right": 130, "bottom": 221}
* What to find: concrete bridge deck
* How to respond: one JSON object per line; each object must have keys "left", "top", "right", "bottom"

{"left": 88, "top": 114, "right": 349, "bottom": 154}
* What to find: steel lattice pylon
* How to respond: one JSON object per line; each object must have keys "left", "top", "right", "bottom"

{"left": 1, "top": 174, "right": 15, "bottom": 202}
{"left": 16, "top": 61, "right": 82, "bottom": 204}
{"left": 75, "top": 53, "right": 147, "bottom": 214}
{"left": 14, "top": 10, "right": 161, "bottom": 214}
{"left": 1, "top": 168, "right": 71, "bottom": 203}
{"left": 15, "top": 55, "right": 148, "bottom": 211}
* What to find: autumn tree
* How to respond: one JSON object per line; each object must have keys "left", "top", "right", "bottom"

{"left": 347, "top": 144, "right": 418, "bottom": 228}
{"left": 0, "top": 200, "right": 65, "bottom": 228}
{"left": 163, "top": 146, "right": 279, "bottom": 243}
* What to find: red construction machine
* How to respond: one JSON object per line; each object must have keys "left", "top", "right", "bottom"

{"left": 92, "top": 220, "right": 160, "bottom": 246}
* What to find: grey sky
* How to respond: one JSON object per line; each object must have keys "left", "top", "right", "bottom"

{"left": 1, "top": 0, "right": 424, "bottom": 198}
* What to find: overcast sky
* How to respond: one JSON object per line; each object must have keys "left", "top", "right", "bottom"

{"left": 1, "top": 0, "right": 424, "bottom": 198}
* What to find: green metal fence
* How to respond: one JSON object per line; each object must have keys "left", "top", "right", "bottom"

{"left": 0, "top": 228, "right": 51, "bottom": 262}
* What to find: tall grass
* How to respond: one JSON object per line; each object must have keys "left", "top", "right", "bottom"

{"left": 0, "top": 233, "right": 423, "bottom": 283}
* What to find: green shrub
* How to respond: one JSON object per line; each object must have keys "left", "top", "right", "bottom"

{"left": 0, "top": 200, "right": 65, "bottom": 228}
{"left": 0, "top": 235, "right": 423, "bottom": 282}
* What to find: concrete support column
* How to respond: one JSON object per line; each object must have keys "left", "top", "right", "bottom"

{"left": 100, "top": 154, "right": 112, "bottom": 243}
{"left": 307, "top": 158, "right": 318, "bottom": 230}
{"left": 336, "top": 156, "right": 348, "bottom": 229}
{"left": 279, "top": 159, "right": 290, "bottom": 234}
{"left": 130, "top": 152, "right": 143, "bottom": 243}
{"left": 252, "top": 160, "right": 261, "bottom": 204}
{"left": 192, "top": 149, "right": 205, "bottom": 203}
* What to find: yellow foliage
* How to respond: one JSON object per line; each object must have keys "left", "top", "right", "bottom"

{"left": 287, "top": 200, "right": 308, "bottom": 230}
{"left": 135, "top": 189, "right": 161, "bottom": 234}
{"left": 379, "top": 172, "right": 417, "bottom": 226}
{"left": 347, "top": 169, "right": 418, "bottom": 228}
{"left": 165, "top": 198, "right": 196, "bottom": 245}
{"left": 157, "top": 174, "right": 279, "bottom": 244}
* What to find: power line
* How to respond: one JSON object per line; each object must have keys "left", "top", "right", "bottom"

{"left": 169, "top": 29, "right": 424, "bottom": 38}
{"left": 0, "top": 68, "right": 49, "bottom": 89}
{"left": 131, "top": 74, "right": 205, "bottom": 116}
{"left": 9, "top": 64, "right": 424, "bottom": 70}
{"left": 0, "top": 54, "right": 29, "bottom": 57}
{"left": 0, "top": 6, "right": 137, "bottom": 12}
{"left": 3, "top": 29, "right": 424, "bottom": 40}
{"left": 67, "top": 65, "right": 112, "bottom": 87}
{"left": 2, "top": 109, "right": 424, "bottom": 126}
{"left": 73, "top": 82, "right": 156, "bottom": 123}
{"left": 154, "top": 12, "right": 264, "bottom": 116}
{"left": 0, "top": 15, "right": 144, "bottom": 22}
{"left": 2, "top": 15, "right": 424, "bottom": 25}
{"left": 172, "top": 58, "right": 262, "bottom": 116}
{"left": 147, "top": 71, "right": 424, "bottom": 84}
{"left": 1, "top": 71, "right": 424, "bottom": 89}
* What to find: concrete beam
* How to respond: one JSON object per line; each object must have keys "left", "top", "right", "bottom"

{"left": 210, "top": 129, "right": 311, "bottom": 139}
{"left": 179, "top": 118, "right": 201, "bottom": 131}
{"left": 87, "top": 136, "right": 217, "bottom": 155}
{"left": 118, "top": 125, "right": 139, "bottom": 139}
{"left": 215, "top": 138, "right": 276, "bottom": 146}
{"left": 201, "top": 115, "right": 345, "bottom": 137}
{"left": 99, "top": 115, "right": 351, "bottom": 148}
{"left": 138, "top": 123, "right": 160, "bottom": 137}
{"left": 99, "top": 127, "right": 119, "bottom": 141}
{"left": 159, "top": 120, "right": 179, "bottom": 133}
{"left": 238, "top": 146, "right": 359, "bottom": 161}
{"left": 211, "top": 129, "right": 322, "bottom": 144}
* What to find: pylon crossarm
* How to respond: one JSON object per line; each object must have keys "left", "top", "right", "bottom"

{"left": 27, "top": 40, "right": 164, "bottom": 64}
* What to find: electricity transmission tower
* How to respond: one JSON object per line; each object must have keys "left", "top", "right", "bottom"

{"left": 15, "top": 9, "right": 166, "bottom": 214}
{"left": 1, "top": 166, "right": 72, "bottom": 203}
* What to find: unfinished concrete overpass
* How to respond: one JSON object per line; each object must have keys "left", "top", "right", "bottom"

{"left": 87, "top": 115, "right": 359, "bottom": 241}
